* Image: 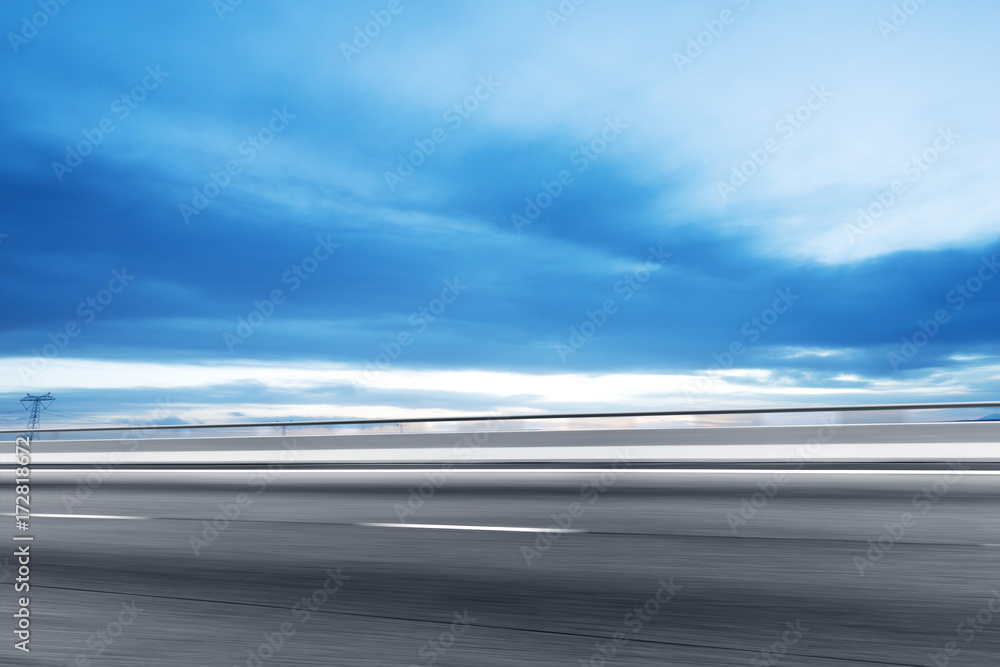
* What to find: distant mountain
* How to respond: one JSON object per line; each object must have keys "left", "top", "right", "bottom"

{"left": 976, "top": 413, "right": 1000, "bottom": 421}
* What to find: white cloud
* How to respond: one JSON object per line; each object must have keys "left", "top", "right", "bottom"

{"left": 3, "top": 356, "right": 999, "bottom": 426}
{"left": 337, "top": 1, "right": 1000, "bottom": 264}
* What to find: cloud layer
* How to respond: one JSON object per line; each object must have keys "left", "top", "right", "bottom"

{"left": 2, "top": 0, "right": 999, "bottom": 424}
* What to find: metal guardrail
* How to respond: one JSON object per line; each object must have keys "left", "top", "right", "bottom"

{"left": 2, "top": 401, "right": 999, "bottom": 435}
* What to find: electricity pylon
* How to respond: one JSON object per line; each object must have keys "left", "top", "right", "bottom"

{"left": 20, "top": 393, "right": 55, "bottom": 442}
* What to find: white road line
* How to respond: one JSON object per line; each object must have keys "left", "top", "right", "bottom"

{"left": 358, "top": 522, "right": 584, "bottom": 533}
{"left": 2, "top": 512, "right": 148, "bottom": 520}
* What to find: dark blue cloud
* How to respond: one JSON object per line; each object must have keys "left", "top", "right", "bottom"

{"left": 2, "top": 0, "right": 999, "bottom": 416}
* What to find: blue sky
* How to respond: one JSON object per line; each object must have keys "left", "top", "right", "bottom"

{"left": 2, "top": 0, "right": 999, "bottom": 426}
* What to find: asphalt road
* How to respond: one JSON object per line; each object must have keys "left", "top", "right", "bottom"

{"left": 3, "top": 464, "right": 1000, "bottom": 666}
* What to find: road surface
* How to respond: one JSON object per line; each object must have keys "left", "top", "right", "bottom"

{"left": 2, "top": 423, "right": 999, "bottom": 665}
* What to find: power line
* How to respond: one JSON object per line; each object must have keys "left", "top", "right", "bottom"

{"left": 48, "top": 410, "right": 119, "bottom": 424}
